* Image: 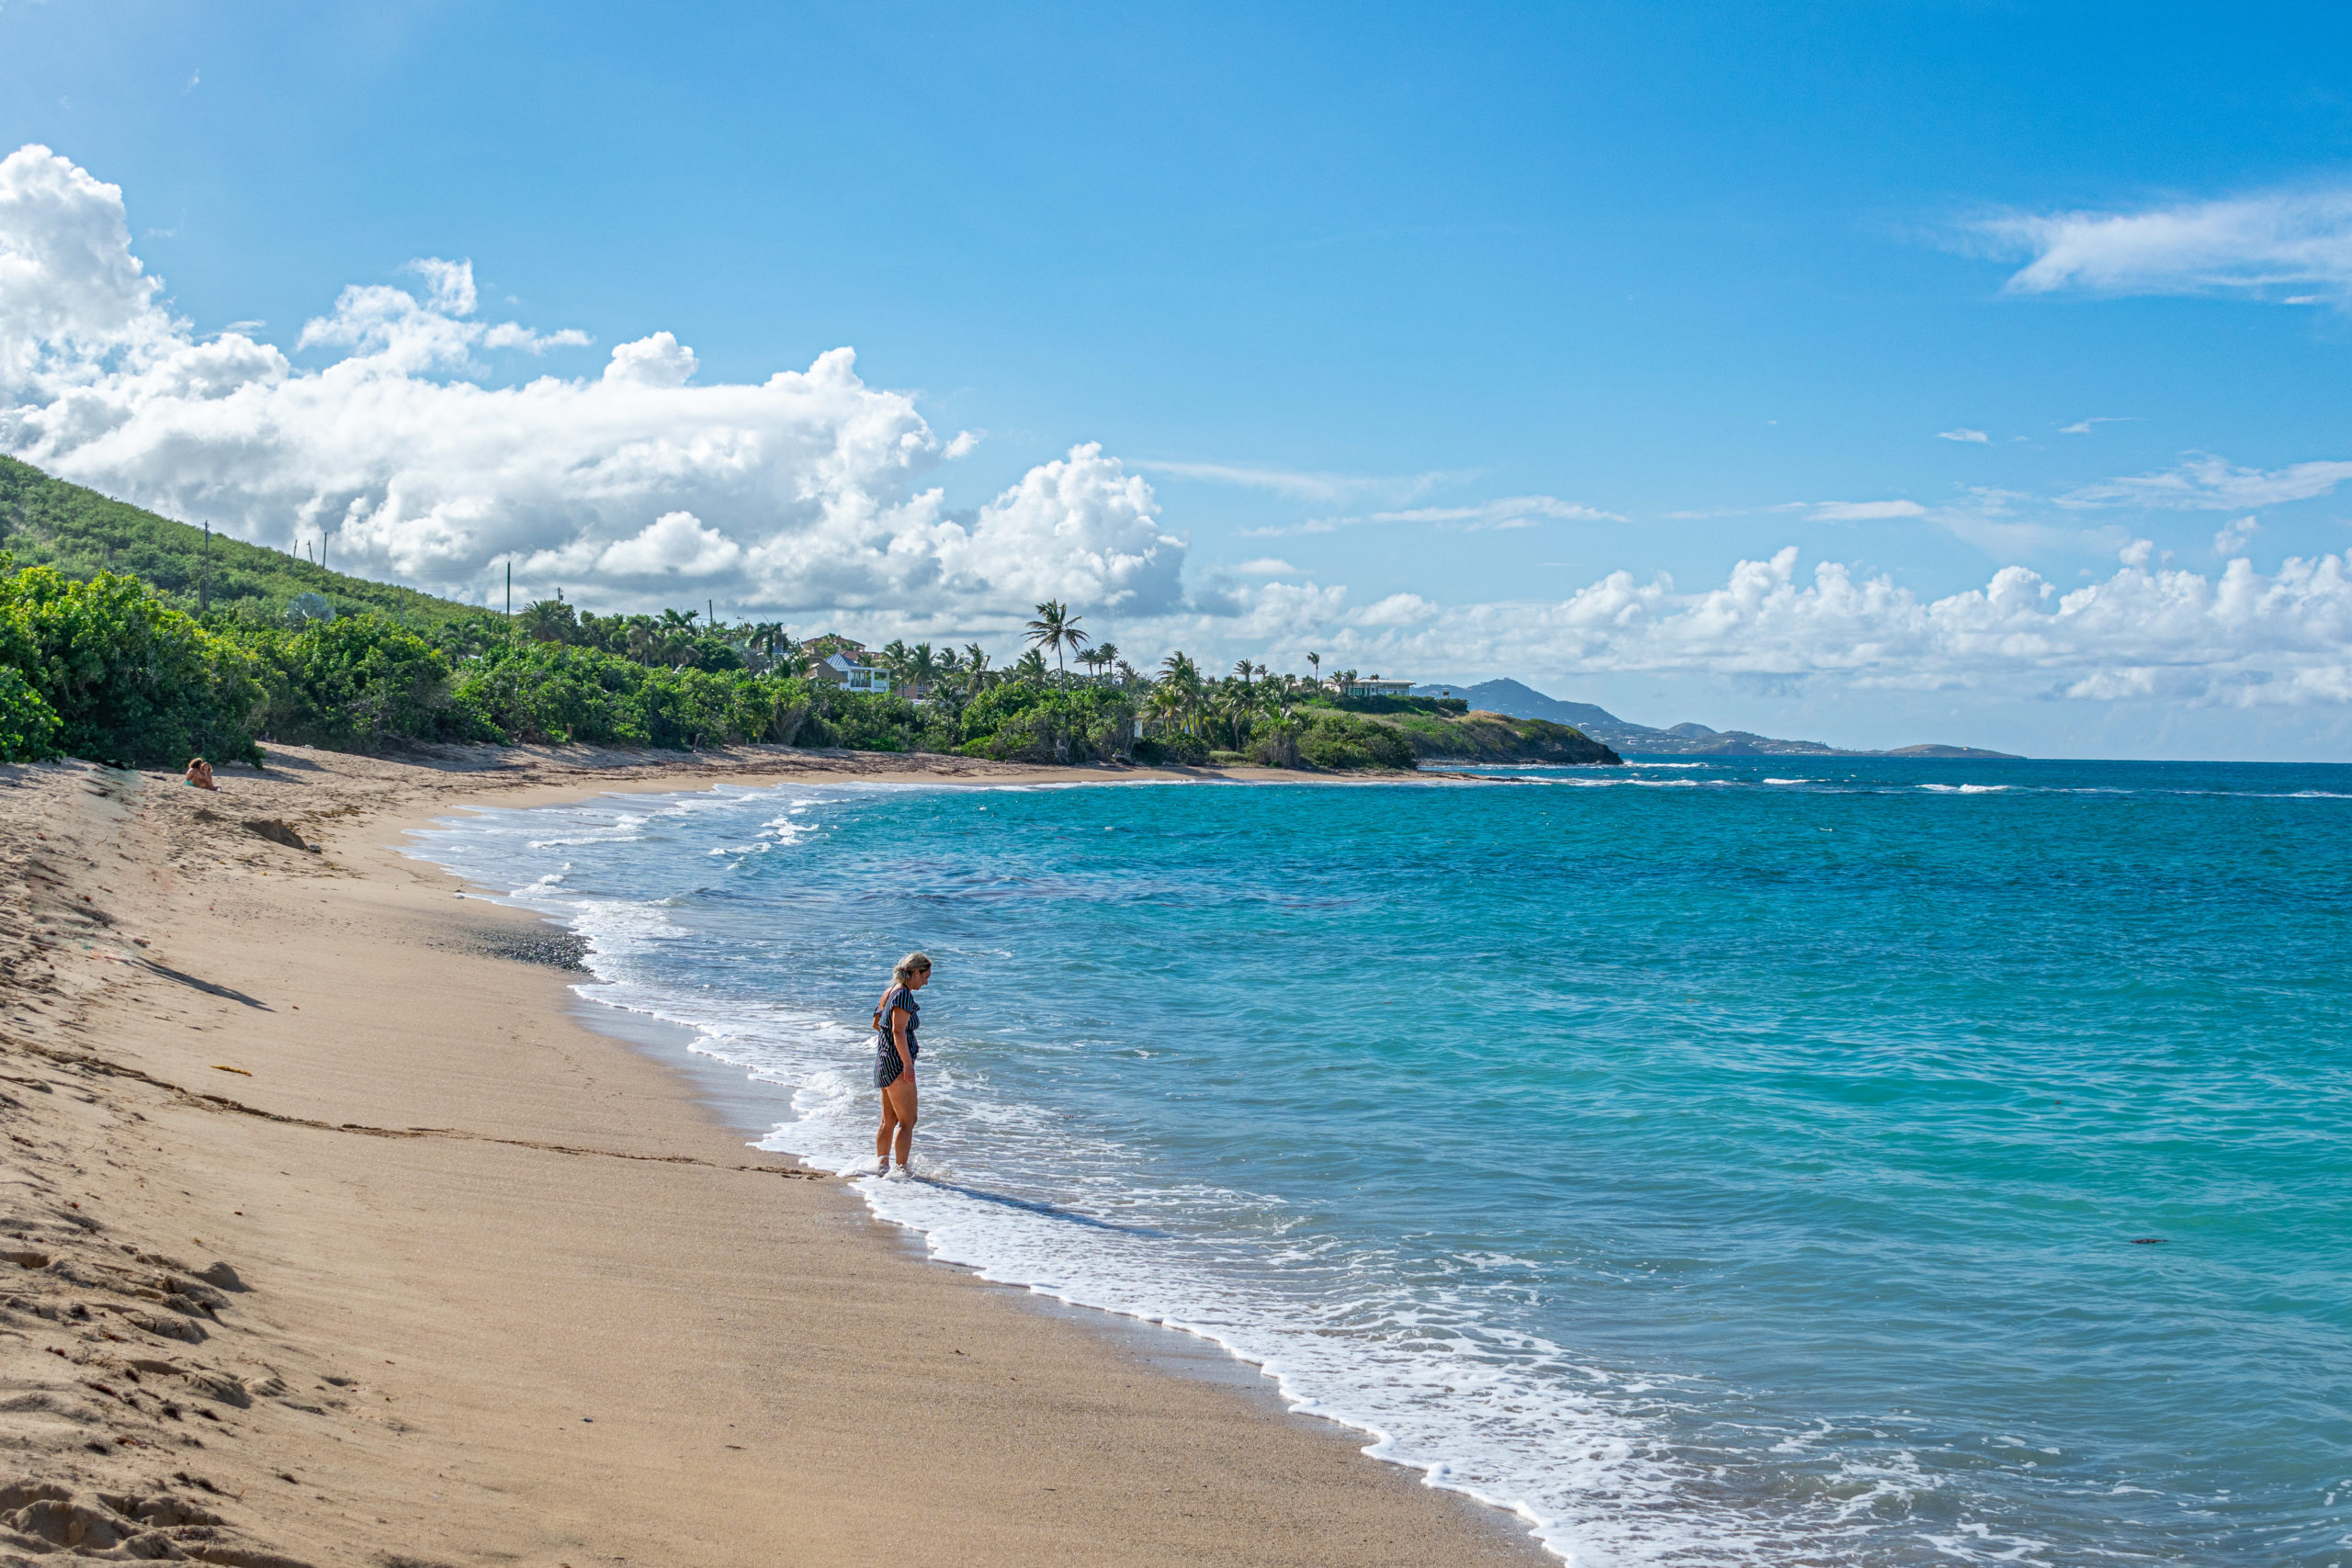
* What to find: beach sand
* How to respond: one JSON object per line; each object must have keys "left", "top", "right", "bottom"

{"left": 0, "top": 743, "right": 1550, "bottom": 1565}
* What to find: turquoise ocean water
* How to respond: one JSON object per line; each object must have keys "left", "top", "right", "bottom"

{"left": 406, "top": 757, "right": 2352, "bottom": 1565}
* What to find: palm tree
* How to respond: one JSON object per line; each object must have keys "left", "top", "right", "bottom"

{"left": 962, "top": 644, "right": 994, "bottom": 699}
{"left": 1233, "top": 659, "right": 1254, "bottom": 692}
{"left": 1157, "top": 652, "right": 1203, "bottom": 736}
{"left": 1261, "top": 695, "right": 1303, "bottom": 768}
{"left": 1023, "top": 600, "right": 1090, "bottom": 688}
{"left": 1143, "top": 679, "right": 1190, "bottom": 739}
{"left": 906, "top": 642, "right": 940, "bottom": 702}
{"left": 931, "top": 647, "right": 963, "bottom": 708}
{"left": 1216, "top": 682, "right": 1260, "bottom": 750}
{"left": 517, "top": 598, "right": 575, "bottom": 643}
{"left": 1091, "top": 641, "right": 1120, "bottom": 682}
{"left": 1012, "top": 647, "right": 1051, "bottom": 685}
{"left": 1306, "top": 651, "right": 1321, "bottom": 690}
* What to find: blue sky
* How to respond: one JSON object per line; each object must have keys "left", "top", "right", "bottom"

{"left": 5, "top": 1, "right": 2352, "bottom": 757}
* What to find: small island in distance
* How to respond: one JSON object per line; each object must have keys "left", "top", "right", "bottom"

{"left": 1414, "top": 679, "right": 2022, "bottom": 760}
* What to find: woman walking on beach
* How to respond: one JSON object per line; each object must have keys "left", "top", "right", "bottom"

{"left": 872, "top": 952, "right": 931, "bottom": 1179}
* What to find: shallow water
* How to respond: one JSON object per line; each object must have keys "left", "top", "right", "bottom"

{"left": 407, "top": 756, "right": 2352, "bottom": 1566}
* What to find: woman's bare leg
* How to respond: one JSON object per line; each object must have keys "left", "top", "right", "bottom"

{"left": 882, "top": 1077, "right": 919, "bottom": 1168}
{"left": 876, "top": 1092, "right": 899, "bottom": 1164}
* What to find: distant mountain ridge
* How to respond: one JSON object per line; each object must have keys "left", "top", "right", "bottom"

{"left": 1410, "top": 678, "right": 2019, "bottom": 759}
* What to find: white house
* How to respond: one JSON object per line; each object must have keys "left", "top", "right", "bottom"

{"left": 812, "top": 651, "right": 892, "bottom": 694}
{"left": 1340, "top": 675, "right": 1415, "bottom": 698}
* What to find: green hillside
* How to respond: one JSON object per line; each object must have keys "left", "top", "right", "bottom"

{"left": 0, "top": 456, "right": 486, "bottom": 627}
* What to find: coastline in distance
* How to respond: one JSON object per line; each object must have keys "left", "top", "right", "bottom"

{"left": 1412, "top": 678, "right": 2021, "bottom": 759}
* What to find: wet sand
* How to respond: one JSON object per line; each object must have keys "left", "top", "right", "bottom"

{"left": 0, "top": 743, "right": 1551, "bottom": 1565}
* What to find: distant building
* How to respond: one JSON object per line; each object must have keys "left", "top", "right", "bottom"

{"left": 1340, "top": 675, "right": 1414, "bottom": 698}
{"left": 812, "top": 651, "right": 892, "bottom": 694}
{"left": 803, "top": 632, "right": 867, "bottom": 662}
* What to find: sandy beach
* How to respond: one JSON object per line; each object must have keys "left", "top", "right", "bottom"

{"left": 0, "top": 742, "right": 1549, "bottom": 1566}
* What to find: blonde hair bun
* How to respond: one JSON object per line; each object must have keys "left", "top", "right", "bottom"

{"left": 894, "top": 952, "right": 933, "bottom": 980}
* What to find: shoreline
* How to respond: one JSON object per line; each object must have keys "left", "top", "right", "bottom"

{"left": 0, "top": 743, "right": 1555, "bottom": 1565}
{"left": 403, "top": 762, "right": 1573, "bottom": 1559}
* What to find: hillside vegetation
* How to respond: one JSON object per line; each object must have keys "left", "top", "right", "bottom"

{"left": 1367, "top": 708, "right": 1621, "bottom": 764}
{"left": 0, "top": 457, "right": 475, "bottom": 626}
{"left": 0, "top": 461, "right": 1622, "bottom": 774}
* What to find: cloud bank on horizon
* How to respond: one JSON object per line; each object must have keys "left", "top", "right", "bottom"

{"left": 3, "top": 142, "right": 2350, "bottom": 713}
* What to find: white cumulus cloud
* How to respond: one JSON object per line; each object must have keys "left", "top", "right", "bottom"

{"left": 0, "top": 142, "right": 1186, "bottom": 622}
{"left": 1937, "top": 428, "right": 1989, "bottom": 443}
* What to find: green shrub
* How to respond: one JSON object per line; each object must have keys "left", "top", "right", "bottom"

{"left": 1134, "top": 731, "right": 1208, "bottom": 766}
{"left": 447, "top": 644, "right": 819, "bottom": 749}
{"left": 0, "top": 665, "right": 61, "bottom": 761}
{"left": 1312, "top": 694, "right": 1467, "bottom": 716}
{"left": 807, "top": 689, "right": 926, "bottom": 752}
{"left": 0, "top": 565, "right": 263, "bottom": 767}
{"left": 1295, "top": 712, "right": 1415, "bottom": 771}
{"left": 958, "top": 681, "right": 1135, "bottom": 762}
{"left": 243, "top": 614, "right": 494, "bottom": 751}
{"left": 1249, "top": 731, "right": 1300, "bottom": 768}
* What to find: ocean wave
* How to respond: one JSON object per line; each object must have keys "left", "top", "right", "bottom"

{"left": 404, "top": 806, "right": 1758, "bottom": 1562}
{"left": 395, "top": 775, "right": 2331, "bottom": 1568}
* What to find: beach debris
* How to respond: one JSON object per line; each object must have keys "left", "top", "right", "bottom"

{"left": 209, "top": 1065, "right": 251, "bottom": 1077}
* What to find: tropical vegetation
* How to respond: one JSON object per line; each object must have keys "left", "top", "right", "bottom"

{"left": 0, "top": 458, "right": 1617, "bottom": 773}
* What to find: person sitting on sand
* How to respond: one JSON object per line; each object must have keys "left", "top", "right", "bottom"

{"left": 183, "top": 756, "right": 217, "bottom": 791}
{"left": 870, "top": 952, "right": 932, "bottom": 1179}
